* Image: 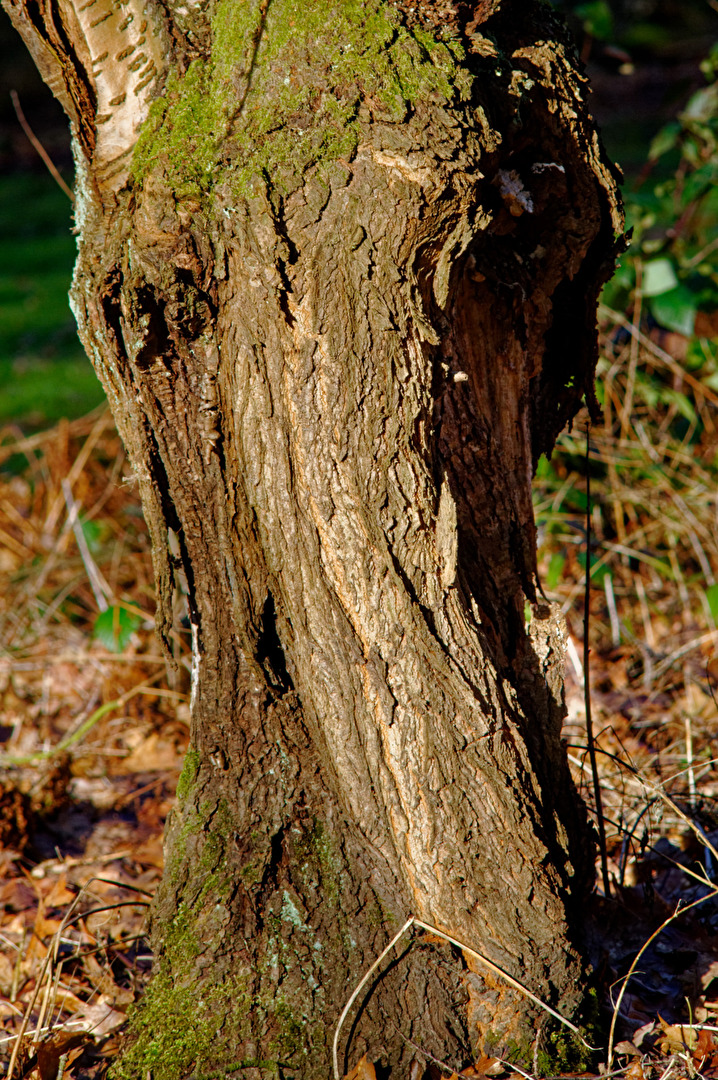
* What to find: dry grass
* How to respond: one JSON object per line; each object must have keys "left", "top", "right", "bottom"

{"left": 533, "top": 307, "right": 718, "bottom": 1076}
{"left": 0, "top": 409, "right": 189, "bottom": 1079}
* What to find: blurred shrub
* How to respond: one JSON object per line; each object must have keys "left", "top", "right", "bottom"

{"left": 604, "top": 43, "right": 718, "bottom": 339}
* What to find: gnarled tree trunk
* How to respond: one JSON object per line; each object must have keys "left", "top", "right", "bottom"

{"left": 3, "top": 0, "right": 622, "bottom": 1074}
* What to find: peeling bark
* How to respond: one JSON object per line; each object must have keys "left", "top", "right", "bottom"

{"left": 3, "top": 0, "right": 623, "bottom": 1075}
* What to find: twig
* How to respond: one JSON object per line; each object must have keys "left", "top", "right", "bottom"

{"left": 572, "top": 741, "right": 718, "bottom": 875}
{"left": 634, "top": 574, "right": 655, "bottom": 652}
{"left": 33, "top": 955, "right": 58, "bottom": 1047}
{"left": 10, "top": 929, "right": 26, "bottom": 1003}
{"left": 604, "top": 573, "right": 621, "bottom": 647}
{"left": 607, "top": 892, "right": 718, "bottom": 1069}
{"left": 43, "top": 410, "right": 112, "bottom": 539}
{"left": 10, "top": 90, "right": 74, "bottom": 201}
{"left": 566, "top": 635, "right": 584, "bottom": 683}
{"left": 497, "top": 1059, "right": 534, "bottom": 1080}
{"left": 685, "top": 711, "right": 696, "bottom": 812}
{"left": 333, "top": 916, "right": 597, "bottom": 1080}
{"left": 5, "top": 876, "right": 153, "bottom": 1076}
{"left": 333, "top": 917, "right": 414, "bottom": 1080}
{"left": 653, "top": 630, "right": 718, "bottom": 680}
{"left": 584, "top": 423, "right": 611, "bottom": 897}
{"left": 62, "top": 478, "right": 112, "bottom": 612}
{"left": 0, "top": 405, "right": 107, "bottom": 466}
{"left": 0, "top": 674, "right": 165, "bottom": 766}
{"left": 412, "top": 919, "right": 596, "bottom": 1049}
{"left": 599, "top": 305, "right": 718, "bottom": 408}
{"left": 6, "top": 881, "right": 89, "bottom": 1080}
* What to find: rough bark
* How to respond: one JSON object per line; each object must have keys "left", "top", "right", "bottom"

{"left": 3, "top": 0, "right": 623, "bottom": 1075}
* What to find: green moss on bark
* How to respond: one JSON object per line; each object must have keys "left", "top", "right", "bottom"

{"left": 487, "top": 988, "right": 602, "bottom": 1078}
{"left": 176, "top": 747, "right": 200, "bottom": 802}
{"left": 112, "top": 905, "right": 252, "bottom": 1080}
{"left": 132, "top": 0, "right": 472, "bottom": 195}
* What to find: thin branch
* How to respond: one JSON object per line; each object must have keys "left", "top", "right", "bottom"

{"left": 412, "top": 919, "right": 596, "bottom": 1050}
{"left": 333, "top": 916, "right": 597, "bottom": 1080}
{"left": 585, "top": 423, "right": 611, "bottom": 896}
{"left": 607, "top": 892, "right": 718, "bottom": 1068}
{"left": 333, "top": 917, "right": 414, "bottom": 1080}
{"left": 10, "top": 90, "right": 74, "bottom": 201}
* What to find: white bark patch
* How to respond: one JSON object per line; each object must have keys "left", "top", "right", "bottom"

{"left": 370, "top": 148, "right": 435, "bottom": 189}
{"left": 190, "top": 620, "right": 201, "bottom": 716}
{"left": 495, "top": 168, "right": 534, "bottom": 216}
{"left": 59, "top": 0, "right": 167, "bottom": 191}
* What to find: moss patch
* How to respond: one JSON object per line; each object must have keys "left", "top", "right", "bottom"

{"left": 112, "top": 905, "right": 251, "bottom": 1080}
{"left": 304, "top": 819, "right": 341, "bottom": 905}
{"left": 132, "top": 0, "right": 472, "bottom": 195}
{"left": 493, "top": 991, "right": 601, "bottom": 1079}
{"left": 176, "top": 747, "right": 200, "bottom": 802}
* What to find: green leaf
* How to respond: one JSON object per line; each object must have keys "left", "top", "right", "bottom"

{"left": 564, "top": 486, "right": 588, "bottom": 513}
{"left": 642, "top": 258, "right": 679, "bottom": 297}
{"left": 681, "top": 84, "right": 718, "bottom": 125}
{"left": 705, "top": 583, "right": 718, "bottom": 625}
{"left": 92, "top": 606, "right": 142, "bottom": 653}
{"left": 574, "top": 1, "right": 613, "bottom": 40}
{"left": 649, "top": 285, "right": 697, "bottom": 337}
{"left": 80, "top": 518, "right": 107, "bottom": 556}
{"left": 545, "top": 552, "right": 565, "bottom": 590}
{"left": 648, "top": 121, "right": 681, "bottom": 161}
{"left": 577, "top": 550, "right": 611, "bottom": 584}
{"left": 535, "top": 455, "right": 557, "bottom": 481}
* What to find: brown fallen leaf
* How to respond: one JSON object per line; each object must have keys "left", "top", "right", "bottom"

{"left": 625, "top": 1060, "right": 645, "bottom": 1080}
{"left": 39, "top": 872, "right": 76, "bottom": 910}
{"left": 37, "top": 1031, "right": 88, "bottom": 1080}
{"left": 68, "top": 997, "right": 127, "bottom": 1037}
{"left": 657, "top": 1015, "right": 697, "bottom": 1054}
{"left": 466, "top": 1055, "right": 503, "bottom": 1076}
{"left": 614, "top": 1040, "right": 641, "bottom": 1057}
{"left": 0, "top": 875, "right": 36, "bottom": 912}
{"left": 344, "top": 1053, "right": 377, "bottom": 1080}
{"left": 692, "top": 1027, "right": 718, "bottom": 1069}
{"left": 82, "top": 951, "right": 134, "bottom": 1006}
{"left": 122, "top": 730, "right": 184, "bottom": 772}
{"left": 49, "top": 986, "right": 87, "bottom": 1014}
{"left": 32, "top": 904, "right": 64, "bottom": 944}
{"left": 0, "top": 950, "right": 14, "bottom": 994}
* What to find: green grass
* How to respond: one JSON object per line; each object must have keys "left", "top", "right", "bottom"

{"left": 0, "top": 172, "right": 104, "bottom": 429}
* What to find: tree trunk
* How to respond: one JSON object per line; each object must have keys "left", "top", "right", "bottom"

{"left": 3, "top": 0, "right": 622, "bottom": 1074}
